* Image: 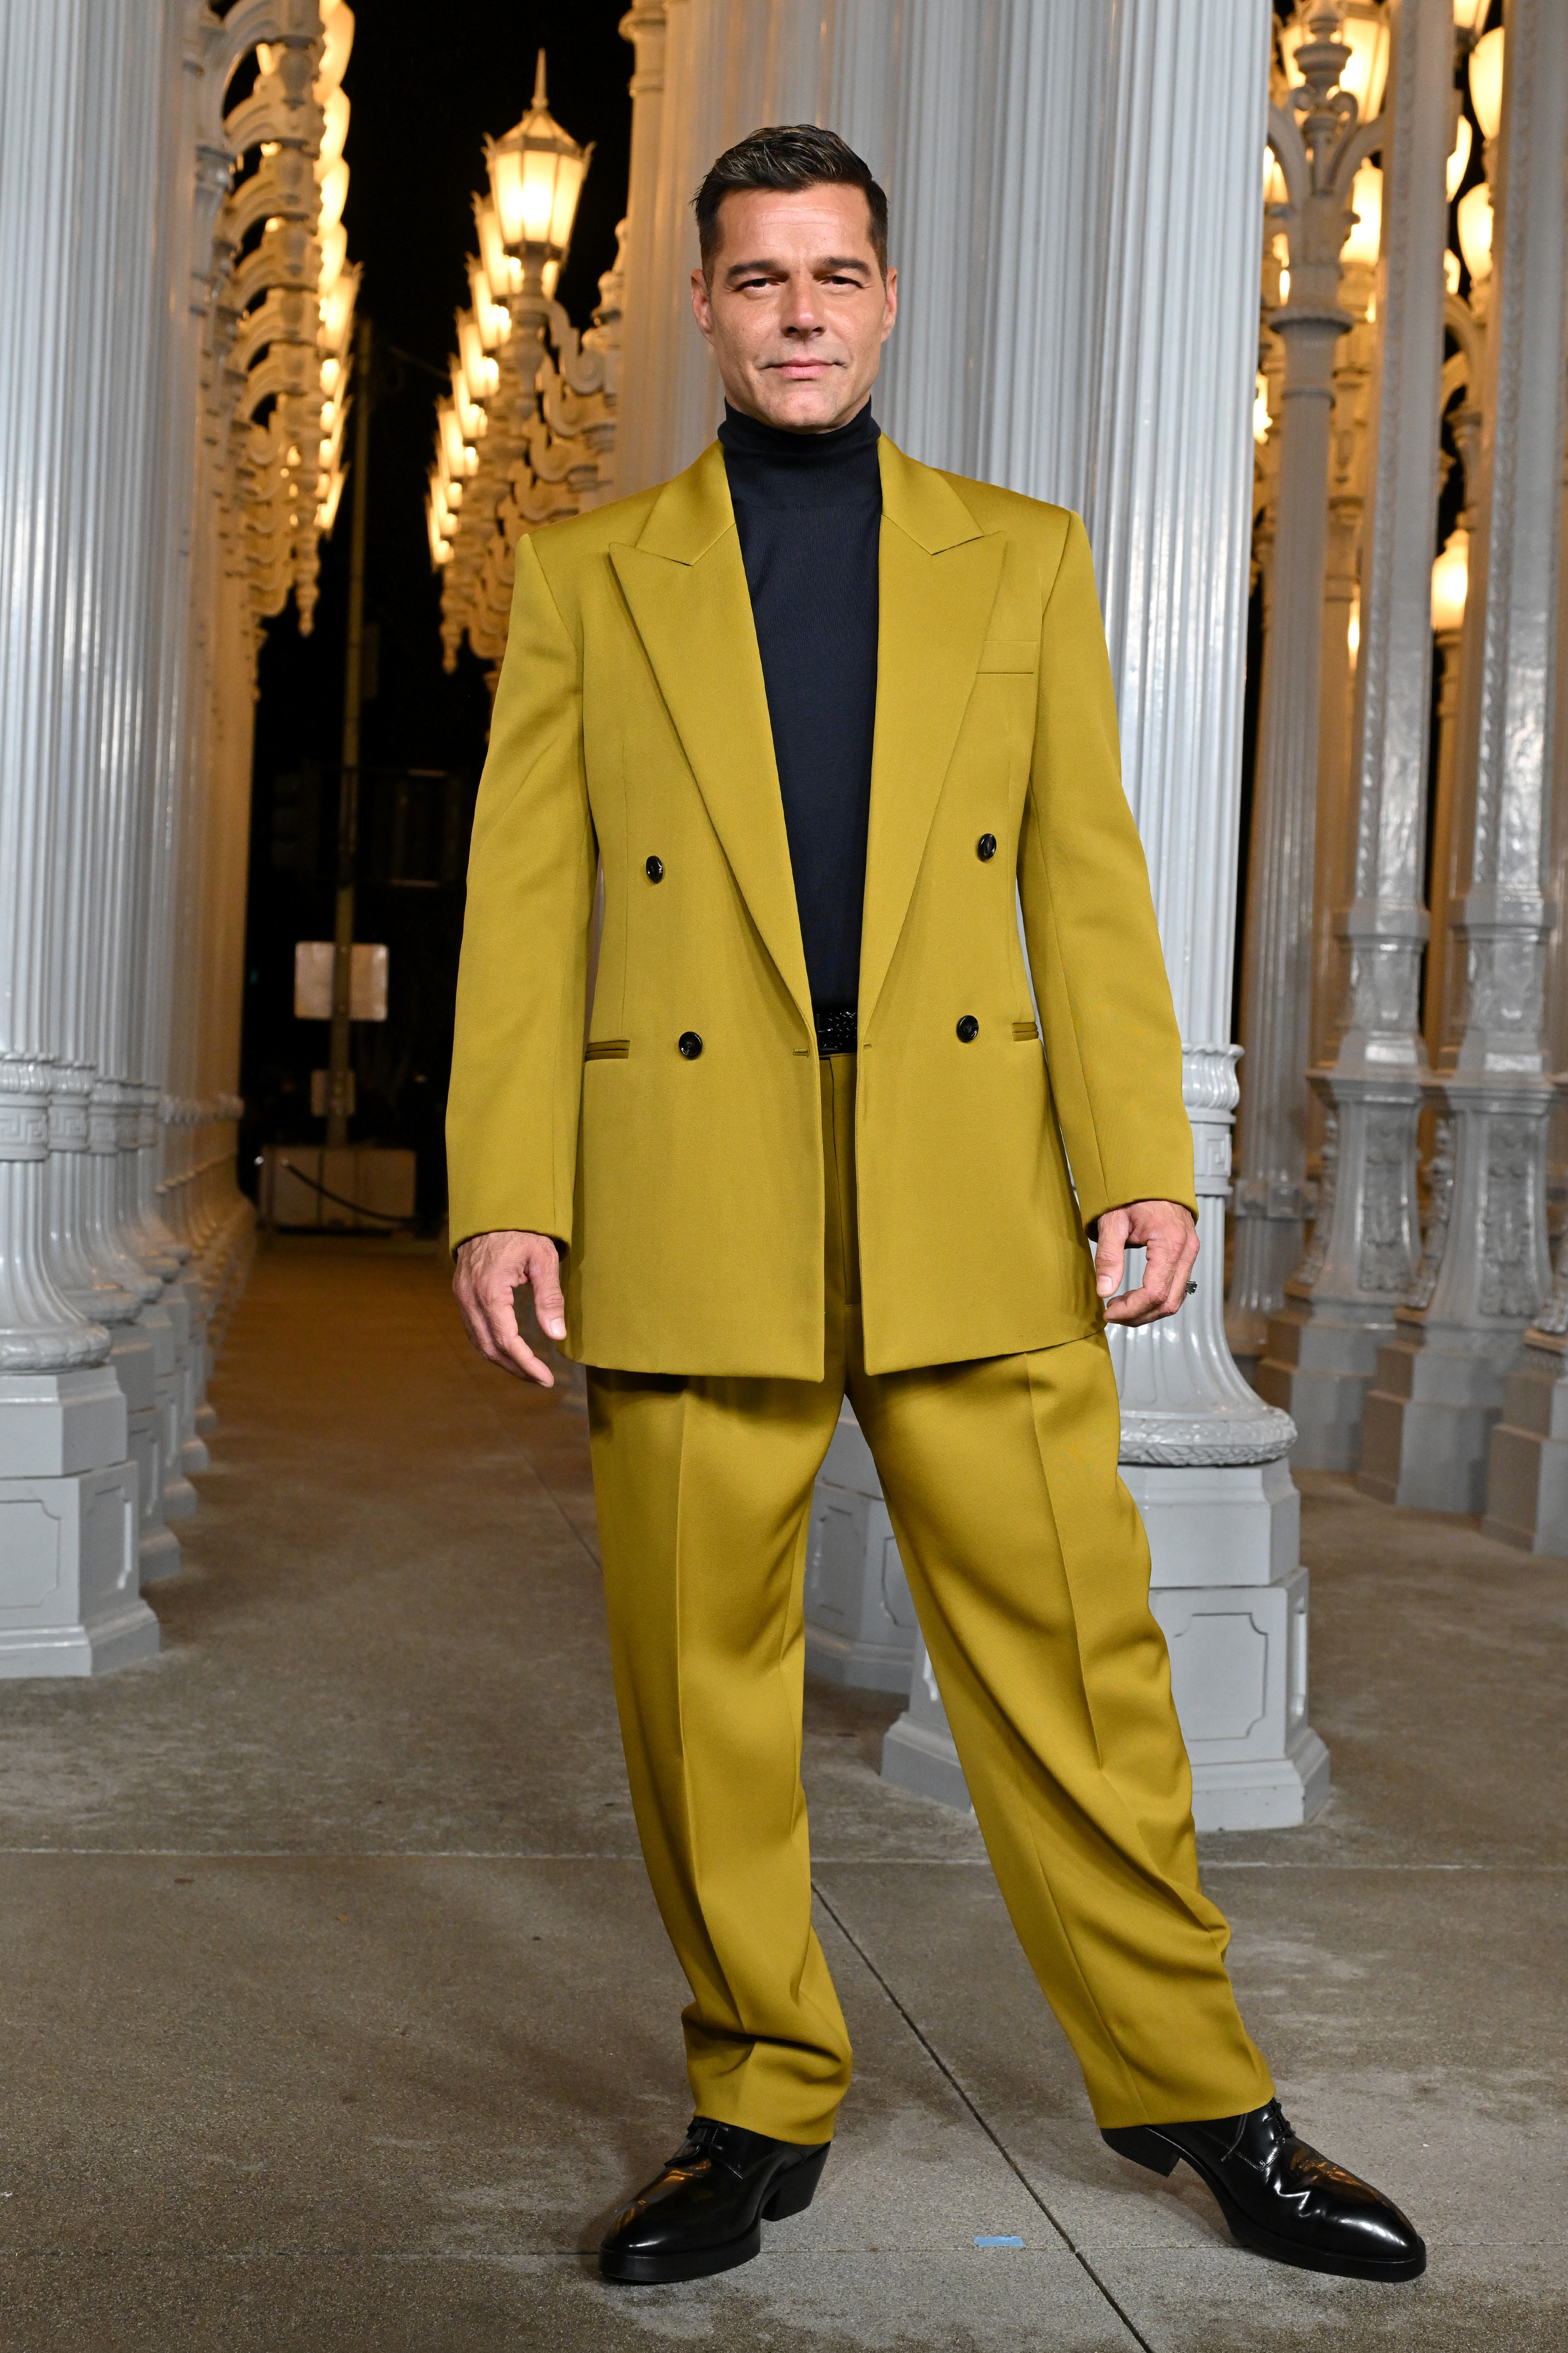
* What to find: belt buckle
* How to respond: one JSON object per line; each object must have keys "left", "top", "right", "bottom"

{"left": 814, "top": 1008, "right": 857, "bottom": 1057}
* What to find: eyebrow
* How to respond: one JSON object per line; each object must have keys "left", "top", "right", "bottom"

{"left": 723, "top": 253, "right": 874, "bottom": 282}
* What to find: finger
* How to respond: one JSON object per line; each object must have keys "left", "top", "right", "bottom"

{"left": 528, "top": 1251, "right": 567, "bottom": 1341}
{"left": 1158, "top": 1226, "right": 1200, "bottom": 1311}
{"left": 1106, "top": 1234, "right": 1198, "bottom": 1325}
{"left": 1139, "top": 1227, "right": 1186, "bottom": 1312}
{"left": 1094, "top": 1213, "right": 1128, "bottom": 1300}
{"left": 1104, "top": 1282, "right": 1162, "bottom": 1324}
{"left": 472, "top": 1277, "right": 556, "bottom": 1386}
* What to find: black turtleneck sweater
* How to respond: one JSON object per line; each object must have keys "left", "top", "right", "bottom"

{"left": 719, "top": 400, "right": 881, "bottom": 1017}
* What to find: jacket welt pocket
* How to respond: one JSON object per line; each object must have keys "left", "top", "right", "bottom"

{"left": 1013, "top": 1020, "right": 1040, "bottom": 1042}
{"left": 584, "top": 1039, "right": 630, "bottom": 1062}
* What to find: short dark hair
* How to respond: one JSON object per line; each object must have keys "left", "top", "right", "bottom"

{"left": 694, "top": 125, "right": 889, "bottom": 278}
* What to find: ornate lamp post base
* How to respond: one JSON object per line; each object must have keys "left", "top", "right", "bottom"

{"left": 1359, "top": 1078, "right": 1556, "bottom": 1512}
{"left": 0, "top": 1366, "right": 159, "bottom": 1677}
{"left": 1258, "top": 1069, "right": 1425, "bottom": 1470}
{"left": 879, "top": 1459, "right": 1331, "bottom": 1832}
{"left": 1119, "top": 1451, "right": 1330, "bottom": 1831}
{"left": 802, "top": 1406, "right": 918, "bottom": 1696}
{"left": 1483, "top": 1328, "right": 1568, "bottom": 1556}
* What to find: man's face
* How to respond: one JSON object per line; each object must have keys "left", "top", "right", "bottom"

{"left": 691, "top": 181, "right": 897, "bottom": 433}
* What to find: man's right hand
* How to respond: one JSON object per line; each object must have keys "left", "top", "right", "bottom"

{"left": 452, "top": 1229, "right": 566, "bottom": 1387}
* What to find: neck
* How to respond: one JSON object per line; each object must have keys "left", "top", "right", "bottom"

{"left": 719, "top": 400, "right": 879, "bottom": 464}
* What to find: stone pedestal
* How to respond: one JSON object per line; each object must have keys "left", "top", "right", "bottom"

{"left": 1481, "top": 1330, "right": 1568, "bottom": 1557}
{"left": 879, "top": 1457, "right": 1327, "bottom": 1832}
{"left": 1361, "top": 1076, "right": 1556, "bottom": 1512}
{"left": 1134, "top": 1462, "right": 1328, "bottom": 1828}
{"left": 1257, "top": 1065, "right": 1425, "bottom": 1473}
{"left": 880, "top": 1633, "right": 973, "bottom": 1815}
{"left": 1360, "top": 1314, "right": 1519, "bottom": 1513}
{"left": 802, "top": 1405, "right": 917, "bottom": 1694}
{"left": 108, "top": 1324, "right": 178, "bottom": 1585}
{"left": 0, "top": 1367, "right": 157, "bottom": 1676}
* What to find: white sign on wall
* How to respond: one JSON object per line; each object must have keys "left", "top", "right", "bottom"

{"left": 293, "top": 941, "right": 388, "bottom": 1021}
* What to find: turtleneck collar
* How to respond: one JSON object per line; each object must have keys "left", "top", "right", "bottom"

{"left": 718, "top": 398, "right": 880, "bottom": 471}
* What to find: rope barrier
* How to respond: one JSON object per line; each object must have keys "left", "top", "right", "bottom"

{"left": 274, "top": 1158, "right": 419, "bottom": 1226}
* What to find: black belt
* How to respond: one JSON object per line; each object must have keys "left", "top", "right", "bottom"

{"left": 814, "top": 1006, "right": 857, "bottom": 1057}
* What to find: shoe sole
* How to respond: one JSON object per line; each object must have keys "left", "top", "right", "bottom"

{"left": 1102, "top": 2126, "right": 1426, "bottom": 2283}
{"left": 599, "top": 2143, "right": 830, "bottom": 2285}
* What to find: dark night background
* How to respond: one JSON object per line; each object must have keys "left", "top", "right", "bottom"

{"left": 241, "top": 0, "right": 632, "bottom": 1228}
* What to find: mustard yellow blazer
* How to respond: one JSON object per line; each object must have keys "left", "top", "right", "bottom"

{"left": 446, "top": 434, "right": 1194, "bottom": 1380}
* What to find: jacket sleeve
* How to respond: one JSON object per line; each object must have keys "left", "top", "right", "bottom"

{"left": 1018, "top": 511, "right": 1195, "bottom": 1235}
{"left": 446, "top": 532, "right": 596, "bottom": 1252}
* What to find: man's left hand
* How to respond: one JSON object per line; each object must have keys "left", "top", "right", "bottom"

{"left": 1094, "top": 1200, "right": 1198, "bottom": 1326}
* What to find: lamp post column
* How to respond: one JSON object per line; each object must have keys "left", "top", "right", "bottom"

{"left": 1360, "top": 0, "right": 1568, "bottom": 1516}
{"left": 1085, "top": 0, "right": 1325, "bottom": 1829}
{"left": 0, "top": 0, "right": 160, "bottom": 1672}
{"left": 1472, "top": 11, "right": 1568, "bottom": 1550}
{"left": 1227, "top": 7, "right": 1381, "bottom": 1369}
{"left": 614, "top": 2, "right": 670, "bottom": 499}
{"left": 1257, "top": 0, "right": 1453, "bottom": 1469}
{"left": 876, "top": 0, "right": 1330, "bottom": 1828}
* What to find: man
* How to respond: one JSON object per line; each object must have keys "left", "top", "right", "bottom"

{"left": 448, "top": 126, "right": 1424, "bottom": 2291}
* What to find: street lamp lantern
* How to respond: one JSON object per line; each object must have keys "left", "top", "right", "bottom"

{"left": 1446, "top": 116, "right": 1472, "bottom": 201}
{"left": 1430, "top": 525, "right": 1469, "bottom": 636}
{"left": 484, "top": 51, "right": 594, "bottom": 288}
{"left": 467, "top": 254, "right": 510, "bottom": 350}
{"left": 1468, "top": 27, "right": 1505, "bottom": 144}
{"left": 1342, "top": 157, "right": 1382, "bottom": 267}
{"left": 1455, "top": 180, "right": 1493, "bottom": 289}
{"left": 1280, "top": 3, "right": 1392, "bottom": 125}
{"left": 474, "top": 196, "right": 521, "bottom": 301}
{"left": 319, "top": 158, "right": 348, "bottom": 231}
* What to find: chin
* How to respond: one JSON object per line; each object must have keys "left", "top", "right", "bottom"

{"left": 754, "top": 379, "right": 853, "bottom": 431}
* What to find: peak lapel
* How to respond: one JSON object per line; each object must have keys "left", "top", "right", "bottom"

{"left": 859, "top": 440, "right": 1006, "bottom": 1031}
{"left": 609, "top": 444, "right": 812, "bottom": 1035}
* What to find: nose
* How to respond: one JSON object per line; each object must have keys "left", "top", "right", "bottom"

{"left": 780, "top": 273, "right": 824, "bottom": 337}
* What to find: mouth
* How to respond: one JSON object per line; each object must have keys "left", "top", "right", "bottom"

{"left": 768, "top": 358, "right": 840, "bottom": 378}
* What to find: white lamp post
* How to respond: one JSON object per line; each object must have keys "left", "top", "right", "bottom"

{"left": 1227, "top": 1, "right": 1386, "bottom": 1367}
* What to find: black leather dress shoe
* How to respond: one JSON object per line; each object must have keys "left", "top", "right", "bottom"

{"left": 1102, "top": 2099, "right": 1425, "bottom": 2280}
{"left": 598, "top": 2115, "right": 831, "bottom": 2283}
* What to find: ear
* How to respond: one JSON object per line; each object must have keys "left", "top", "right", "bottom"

{"left": 690, "top": 268, "right": 715, "bottom": 345}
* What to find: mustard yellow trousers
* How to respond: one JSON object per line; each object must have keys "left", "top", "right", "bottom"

{"left": 586, "top": 1053, "right": 1272, "bottom": 2143}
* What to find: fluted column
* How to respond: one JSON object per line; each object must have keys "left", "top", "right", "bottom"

{"left": 136, "top": 9, "right": 211, "bottom": 1491}
{"left": 0, "top": 0, "right": 160, "bottom": 1673}
{"left": 1084, "top": 0, "right": 1324, "bottom": 1829}
{"left": 1228, "top": 9, "right": 1382, "bottom": 1366}
{"left": 816, "top": 0, "right": 897, "bottom": 173}
{"left": 614, "top": 3, "right": 670, "bottom": 499}
{"left": 1310, "top": 253, "right": 1376, "bottom": 1081}
{"left": 1259, "top": 0, "right": 1453, "bottom": 1470}
{"left": 1361, "top": 0, "right": 1568, "bottom": 1516}
{"left": 885, "top": 0, "right": 1328, "bottom": 1829}
{"left": 1472, "top": 9, "right": 1568, "bottom": 1550}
